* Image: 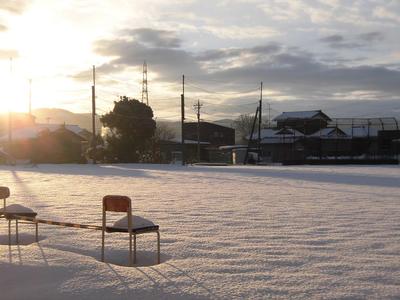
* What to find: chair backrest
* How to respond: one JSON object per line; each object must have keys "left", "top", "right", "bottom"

{"left": 0, "top": 186, "right": 10, "bottom": 213}
{"left": 103, "top": 195, "right": 131, "bottom": 212}
{"left": 102, "top": 195, "right": 133, "bottom": 233}
{"left": 0, "top": 187, "right": 10, "bottom": 199}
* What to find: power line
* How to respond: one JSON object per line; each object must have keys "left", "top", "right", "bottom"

{"left": 185, "top": 82, "right": 260, "bottom": 96}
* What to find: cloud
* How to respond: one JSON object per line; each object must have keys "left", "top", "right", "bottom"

{"left": 122, "top": 28, "right": 182, "bottom": 48}
{"left": 74, "top": 27, "right": 400, "bottom": 105}
{"left": 319, "top": 32, "right": 385, "bottom": 49}
{"left": 195, "top": 44, "right": 281, "bottom": 62}
{"left": 0, "top": 0, "right": 30, "bottom": 14}
{"left": 358, "top": 31, "right": 384, "bottom": 42}
{"left": 71, "top": 64, "right": 120, "bottom": 82}
{"left": 373, "top": 6, "right": 400, "bottom": 23}
{"left": 212, "top": 52, "right": 400, "bottom": 98}
{"left": 93, "top": 39, "right": 202, "bottom": 80}
{"left": 320, "top": 35, "right": 344, "bottom": 44}
{"left": 203, "top": 25, "right": 279, "bottom": 40}
{"left": 0, "top": 49, "right": 19, "bottom": 59}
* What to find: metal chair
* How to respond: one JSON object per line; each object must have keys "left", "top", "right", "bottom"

{"left": 0, "top": 186, "right": 38, "bottom": 245}
{"left": 101, "top": 195, "right": 160, "bottom": 266}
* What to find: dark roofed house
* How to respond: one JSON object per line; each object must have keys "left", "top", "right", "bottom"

{"left": 184, "top": 122, "right": 235, "bottom": 146}
{"left": 274, "top": 110, "right": 331, "bottom": 135}
{"left": 183, "top": 121, "right": 235, "bottom": 163}
{"left": 157, "top": 122, "right": 235, "bottom": 164}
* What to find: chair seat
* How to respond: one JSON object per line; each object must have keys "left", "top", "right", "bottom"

{"left": 0, "top": 204, "right": 37, "bottom": 219}
{"left": 106, "top": 215, "right": 159, "bottom": 233}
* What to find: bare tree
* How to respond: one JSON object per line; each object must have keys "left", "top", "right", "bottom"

{"left": 232, "top": 114, "right": 255, "bottom": 144}
{"left": 154, "top": 122, "right": 176, "bottom": 142}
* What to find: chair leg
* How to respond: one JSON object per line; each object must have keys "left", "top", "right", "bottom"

{"left": 129, "top": 232, "right": 132, "bottom": 267}
{"left": 35, "top": 222, "right": 38, "bottom": 242}
{"left": 101, "top": 230, "right": 105, "bottom": 262}
{"left": 157, "top": 231, "right": 160, "bottom": 264}
{"left": 15, "top": 220, "right": 19, "bottom": 244}
{"left": 133, "top": 234, "right": 137, "bottom": 264}
{"left": 8, "top": 219, "right": 11, "bottom": 245}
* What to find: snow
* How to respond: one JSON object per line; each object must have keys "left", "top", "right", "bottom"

{"left": 0, "top": 204, "right": 36, "bottom": 215}
{"left": 113, "top": 216, "right": 156, "bottom": 230}
{"left": 273, "top": 110, "right": 328, "bottom": 121}
{"left": 342, "top": 126, "right": 379, "bottom": 138}
{"left": 170, "top": 138, "right": 210, "bottom": 145}
{"left": 248, "top": 128, "right": 304, "bottom": 144}
{"left": 0, "top": 163, "right": 400, "bottom": 299}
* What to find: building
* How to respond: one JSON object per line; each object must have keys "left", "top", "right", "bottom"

{"left": 245, "top": 110, "right": 399, "bottom": 164}
{"left": 0, "top": 123, "right": 89, "bottom": 164}
{"left": 157, "top": 122, "right": 235, "bottom": 163}
{"left": 183, "top": 122, "right": 235, "bottom": 146}
{"left": 183, "top": 122, "right": 235, "bottom": 163}
{"left": 274, "top": 110, "right": 332, "bottom": 134}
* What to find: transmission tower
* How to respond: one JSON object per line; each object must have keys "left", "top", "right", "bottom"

{"left": 141, "top": 61, "right": 149, "bottom": 105}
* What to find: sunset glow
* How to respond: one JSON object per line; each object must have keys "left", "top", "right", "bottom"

{"left": 1, "top": 1, "right": 399, "bottom": 119}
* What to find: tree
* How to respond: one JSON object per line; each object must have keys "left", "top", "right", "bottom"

{"left": 232, "top": 114, "right": 256, "bottom": 144}
{"left": 154, "top": 122, "right": 176, "bottom": 142}
{"left": 100, "top": 96, "right": 156, "bottom": 162}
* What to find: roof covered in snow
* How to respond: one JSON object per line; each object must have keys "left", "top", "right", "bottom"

{"left": 273, "top": 110, "right": 331, "bottom": 121}
{"left": 342, "top": 126, "right": 379, "bottom": 138}
{"left": 0, "top": 124, "right": 86, "bottom": 142}
{"left": 310, "top": 127, "right": 349, "bottom": 138}
{"left": 247, "top": 128, "right": 304, "bottom": 144}
{"left": 170, "top": 138, "right": 210, "bottom": 145}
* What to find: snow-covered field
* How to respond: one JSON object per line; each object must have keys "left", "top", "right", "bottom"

{"left": 0, "top": 163, "right": 399, "bottom": 299}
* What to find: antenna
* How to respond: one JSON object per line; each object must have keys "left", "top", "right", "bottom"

{"left": 141, "top": 61, "right": 149, "bottom": 105}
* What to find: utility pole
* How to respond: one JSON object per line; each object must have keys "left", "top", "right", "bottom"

{"left": 142, "top": 61, "right": 149, "bottom": 105}
{"left": 91, "top": 65, "right": 96, "bottom": 164}
{"left": 193, "top": 99, "right": 203, "bottom": 162}
{"left": 244, "top": 106, "right": 259, "bottom": 165}
{"left": 8, "top": 57, "right": 13, "bottom": 150}
{"left": 29, "top": 79, "right": 32, "bottom": 115}
{"left": 267, "top": 103, "right": 271, "bottom": 128}
{"left": 181, "top": 75, "right": 185, "bottom": 166}
{"left": 258, "top": 82, "right": 263, "bottom": 163}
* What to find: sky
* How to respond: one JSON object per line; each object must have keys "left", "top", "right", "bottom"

{"left": 0, "top": 0, "right": 399, "bottom": 121}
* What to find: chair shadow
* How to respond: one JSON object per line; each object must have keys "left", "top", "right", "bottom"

{"left": 0, "top": 233, "right": 47, "bottom": 246}
{"left": 45, "top": 242, "right": 170, "bottom": 267}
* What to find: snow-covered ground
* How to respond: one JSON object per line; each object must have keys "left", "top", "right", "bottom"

{"left": 0, "top": 163, "right": 399, "bottom": 299}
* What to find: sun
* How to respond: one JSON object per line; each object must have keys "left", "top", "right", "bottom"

{"left": 0, "top": 71, "right": 30, "bottom": 113}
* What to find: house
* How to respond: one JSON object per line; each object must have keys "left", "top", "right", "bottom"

{"left": 246, "top": 110, "right": 399, "bottom": 164}
{"left": 274, "top": 110, "right": 331, "bottom": 134}
{"left": 0, "top": 123, "right": 89, "bottom": 163}
{"left": 183, "top": 122, "right": 235, "bottom": 146}
{"left": 157, "top": 122, "right": 235, "bottom": 163}
{"left": 248, "top": 128, "right": 305, "bottom": 163}
{"left": 183, "top": 122, "right": 235, "bottom": 163}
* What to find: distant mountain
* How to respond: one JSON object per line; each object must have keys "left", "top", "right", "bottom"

{"left": 213, "top": 119, "right": 234, "bottom": 128}
{"left": 156, "top": 118, "right": 236, "bottom": 141}
{"left": 32, "top": 108, "right": 101, "bottom": 132}
{"left": 0, "top": 108, "right": 237, "bottom": 139}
